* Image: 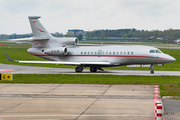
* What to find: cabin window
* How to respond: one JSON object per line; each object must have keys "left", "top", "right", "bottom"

{"left": 84, "top": 52, "right": 86, "bottom": 55}
{"left": 102, "top": 51, "right": 104, "bottom": 55}
{"left": 131, "top": 51, "right": 133, "bottom": 55}
{"left": 109, "top": 51, "right": 112, "bottom": 55}
{"left": 95, "top": 51, "right": 97, "bottom": 55}
{"left": 120, "top": 51, "right": 122, "bottom": 55}
{"left": 127, "top": 51, "right": 130, "bottom": 55}
{"left": 150, "top": 50, "right": 155, "bottom": 53}
{"left": 88, "top": 51, "right": 90, "bottom": 55}
{"left": 116, "top": 51, "right": 119, "bottom": 55}
{"left": 91, "top": 51, "right": 93, "bottom": 55}
{"left": 81, "top": 52, "right": 83, "bottom": 55}
{"left": 124, "top": 51, "right": 126, "bottom": 55}
{"left": 113, "top": 51, "right": 115, "bottom": 55}
{"left": 106, "top": 51, "right": 108, "bottom": 55}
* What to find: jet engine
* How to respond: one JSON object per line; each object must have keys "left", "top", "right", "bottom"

{"left": 54, "top": 37, "right": 78, "bottom": 46}
{"left": 62, "top": 38, "right": 78, "bottom": 45}
{"left": 44, "top": 47, "right": 68, "bottom": 56}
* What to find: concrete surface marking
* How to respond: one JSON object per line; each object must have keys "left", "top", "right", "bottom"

{"left": 0, "top": 84, "right": 155, "bottom": 120}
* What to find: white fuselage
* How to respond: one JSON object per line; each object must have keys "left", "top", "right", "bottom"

{"left": 27, "top": 45, "right": 175, "bottom": 67}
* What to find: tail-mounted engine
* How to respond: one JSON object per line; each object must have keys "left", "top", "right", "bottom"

{"left": 62, "top": 37, "right": 78, "bottom": 45}
{"left": 44, "top": 47, "right": 68, "bottom": 56}
{"left": 54, "top": 37, "right": 78, "bottom": 46}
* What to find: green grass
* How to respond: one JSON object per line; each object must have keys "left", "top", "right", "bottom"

{"left": 0, "top": 74, "right": 180, "bottom": 97}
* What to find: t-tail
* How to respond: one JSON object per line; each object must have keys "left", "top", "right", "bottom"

{"left": 7, "top": 16, "right": 53, "bottom": 48}
{"left": 29, "top": 16, "right": 52, "bottom": 38}
{"left": 7, "top": 16, "right": 78, "bottom": 48}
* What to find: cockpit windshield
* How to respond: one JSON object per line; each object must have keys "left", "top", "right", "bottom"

{"left": 149, "top": 50, "right": 161, "bottom": 53}
{"left": 155, "top": 50, "right": 161, "bottom": 53}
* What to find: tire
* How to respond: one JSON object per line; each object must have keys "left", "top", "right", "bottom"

{"left": 90, "top": 67, "right": 97, "bottom": 72}
{"left": 150, "top": 70, "right": 154, "bottom": 74}
{"left": 75, "top": 67, "right": 83, "bottom": 72}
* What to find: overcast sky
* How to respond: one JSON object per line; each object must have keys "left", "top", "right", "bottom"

{"left": 0, "top": 0, "right": 180, "bottom": 34}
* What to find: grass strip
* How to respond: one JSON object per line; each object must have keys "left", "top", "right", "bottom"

{"left": 0, "top": 74, "right": 180, "bottom": 96}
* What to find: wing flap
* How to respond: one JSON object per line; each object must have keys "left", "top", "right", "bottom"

{"left": 4, "top": 52, "right": 110, "bottom": 65}
{"left": 19, "top": 61, "right": 81, "bottom": 65}
{"left": 80, "top": 62, "right": 110, "bottom": 65}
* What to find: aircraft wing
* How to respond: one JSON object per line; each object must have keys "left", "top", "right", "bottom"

{"left": 19, "top": 61, "right": 81, "bottom": 65}
{"left": 19, "top": 61, "right": 110, "bottom": 65}
{"left": 80, "top": 62, "right": 110, "bottom": 65}
{"left": 4, "top": 52, "right": 110, "bottom": 66}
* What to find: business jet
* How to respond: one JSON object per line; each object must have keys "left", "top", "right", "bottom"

{"left": 5, "top": 16, "right": 176, "bottom": 74}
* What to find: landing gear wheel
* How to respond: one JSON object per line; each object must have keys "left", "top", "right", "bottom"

{"left": 150, "top": 70, "right": 154, "bottom": 74}
{"left": 75, "top": 67, "right": 83, "bottom": 72}
{"left": 149, "top": 64, "right": 154, "bottom": 74}
{"left": 90, "top": 67, "right": 97, "bottom": 72}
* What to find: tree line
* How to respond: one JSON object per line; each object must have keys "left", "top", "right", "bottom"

{"left": 85, "top": 29, "right": 180, "bottom": 41}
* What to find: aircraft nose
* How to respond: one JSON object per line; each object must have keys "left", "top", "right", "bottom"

{"left": 168, "top": 55, "right": 176, "bottom": 62}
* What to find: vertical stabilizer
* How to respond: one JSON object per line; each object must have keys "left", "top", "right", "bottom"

{"left": 28, "top": 16, "right": 53, "bottom": 38}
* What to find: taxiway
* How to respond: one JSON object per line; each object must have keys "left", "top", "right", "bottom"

{"left": 0, "top": 63, "right": 180, "bottom": 76}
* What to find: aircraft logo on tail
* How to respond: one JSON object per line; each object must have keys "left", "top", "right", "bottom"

{"left": 36, "top": 28, "right": 45, "bottom": 33}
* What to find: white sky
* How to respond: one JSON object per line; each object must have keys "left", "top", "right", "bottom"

{"left": 0, "top": 0, "right": 180, "bottom": 34}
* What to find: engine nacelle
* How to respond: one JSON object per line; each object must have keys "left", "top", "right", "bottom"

{"left": 62, "top": 38, "right": 78, "bottom": 45}
{"left": 44, "top": 47, "right": 68, "bottom": 56}
{"left": 54, "top": 37, "right": 78, "bottom": 46}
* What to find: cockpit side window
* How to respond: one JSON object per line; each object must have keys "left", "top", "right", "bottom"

{"left": 155, "top": 50, "right": 161, "bottom": 53}
{"left": 149, "top": 50, "right": 155, "bottom": 53}
{"left": 150, "top": 50, "right": 161, "bottom": 53}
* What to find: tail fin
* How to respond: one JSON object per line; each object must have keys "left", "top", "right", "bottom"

{"left": 29, "top": 16, "right": 53, "bottom": 38}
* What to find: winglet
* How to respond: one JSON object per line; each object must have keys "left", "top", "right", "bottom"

{"left": 4, "top": 52, "right": 14, "bottom": 62}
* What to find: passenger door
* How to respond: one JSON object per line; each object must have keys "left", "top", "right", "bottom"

{"left": 97, "top": 50, "right": 102, "bottom": 57}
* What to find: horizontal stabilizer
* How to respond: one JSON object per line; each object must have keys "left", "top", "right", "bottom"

{"left": 7, "top": 37, "right": 49, "bottom": 42}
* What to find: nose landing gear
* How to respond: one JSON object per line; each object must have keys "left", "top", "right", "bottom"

{"left": 149, "top": 64, "right": 154, "bottom": 74}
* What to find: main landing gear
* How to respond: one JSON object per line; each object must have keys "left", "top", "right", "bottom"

{"left": 75, "top": 66, "right": 104, "bottom": 73}
{"left": 75, "top": 65, "right": 84, "bottom": 72}
{"left": 149, "top": 64, "right": 154, "bottom": 74}
{"left": 90, "top": 67, "right": 104, "bottom": 72}
{"left": 90, "top": 67, "right": 97, "bottom": 72}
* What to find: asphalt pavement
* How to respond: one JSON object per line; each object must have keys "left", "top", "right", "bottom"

{"left": 1, "top": 63, "right": 180, "bottom": 76}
